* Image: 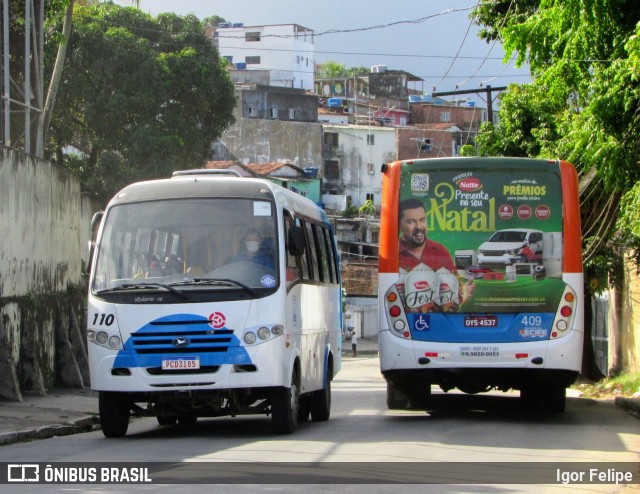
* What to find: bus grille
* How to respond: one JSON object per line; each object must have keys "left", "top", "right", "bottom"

{"left": 482, "top": 250, "right": 506, "bottom": 257}
{"left": 129, "top": 321, "right": 235, "bottom": 355}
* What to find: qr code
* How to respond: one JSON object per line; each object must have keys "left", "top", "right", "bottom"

{"left": 411, "top": 173, "right": 429, "bottom": 192}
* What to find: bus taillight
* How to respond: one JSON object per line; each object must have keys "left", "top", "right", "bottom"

{"left": 389, "top": 306, "right": 401, "bottom": 317}
{"left": 551, "top": 286, "right": 578, "bottom": 339}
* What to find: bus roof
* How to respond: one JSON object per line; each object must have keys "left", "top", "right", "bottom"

{"left": 106, "top": 171, "right": 328, "bottom": 224}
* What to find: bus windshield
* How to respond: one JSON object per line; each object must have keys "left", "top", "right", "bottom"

{"left": 92, "top": 198, "right": 278, "bottom": 293}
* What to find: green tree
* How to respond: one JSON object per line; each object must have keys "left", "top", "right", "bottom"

{"left": 472, "top": 0, "right": 640, "bottom": 379}
{"left": 473, "top": 0, "right": 640, "bottom": 283}
{"left": 316, "top": 60, "right": 369, "bottom": 79}
{"left": 474, "top": 82, "right": 563, "bottom": 158}
{"left": 201, "top": 15, "right": 226, "bottom": 27}
{"left": 47, "top": 3, "right": 236, "bottom": 201}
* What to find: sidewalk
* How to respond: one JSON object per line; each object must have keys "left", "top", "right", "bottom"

{"left": 341, "top": 335, "right": 379, "bottom": 358}
{"left": 1, "top": 335, "right": 637, "bottom": 447}
{"left": 0, "top": 387, "right": 99, "bottom": 446}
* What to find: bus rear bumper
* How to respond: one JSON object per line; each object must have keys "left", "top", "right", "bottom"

{"left": 379, "top": 328, "right": 583, "bottom": 392}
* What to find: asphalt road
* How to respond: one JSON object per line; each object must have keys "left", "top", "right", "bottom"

{"left": 0, "top": 357, "right": 638, "bottom": 493}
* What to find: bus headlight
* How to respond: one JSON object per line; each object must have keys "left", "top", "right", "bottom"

{"left": 108, "top": 335, "right": 121, "bottom": 349}
{"left": 271, "top": 325, "right": 284, "bottom": 336}
{"left": 88, "top": 329, "right": 121, "bottom": 350}
{"left": 244, "top": 332, "right": 257, "bottom": 345}
{"left": 257, "top": 327, "right": 271, "bottom": 340}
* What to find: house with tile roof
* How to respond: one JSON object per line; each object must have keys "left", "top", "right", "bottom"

{"left": 205, "top": 160, "right": 321, "bottom": 203}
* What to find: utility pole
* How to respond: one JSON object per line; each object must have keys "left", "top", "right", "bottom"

{"left": 432, "top": 85, "right": 507, "bottom": 125}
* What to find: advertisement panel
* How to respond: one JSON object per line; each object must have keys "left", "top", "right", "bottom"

{"left": 396, "top": 159, "right": 566, "bottom": 329}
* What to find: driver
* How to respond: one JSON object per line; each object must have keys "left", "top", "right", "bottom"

{"left": 232, "top": 229, "right": 274, "bottom": 269}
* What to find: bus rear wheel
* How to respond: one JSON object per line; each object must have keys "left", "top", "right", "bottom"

{"left": 271, "top": 369, "right": 300, "bottom": 434}
{"left": 521, "top": 384, "right": 566, "bottom": 413}
{"left": 99, "top": 392, "right": 130, "bottom": 438}
{"left": 386, "top": 381, "right": 409, "bottom": 410}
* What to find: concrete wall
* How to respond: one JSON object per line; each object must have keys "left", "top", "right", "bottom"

{"left": 345, "top": 296, "right": 378, "bottom": 339}
{"left": 0, "top": 148, "right": 95, "bottom": 400}
{"left": 212, "top": 118, "right": 323, "bottom": 170}
{"left": 620, "top": 254, "right": 640, "bottom": 373}
{"left": 322, "top": 125, "right": 396, "bottom": 208}
{"left": 237, "top": 85, "right": 318, "bottom": 122}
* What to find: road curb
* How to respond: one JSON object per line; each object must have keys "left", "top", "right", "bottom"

{"left": 615, "top": 397, "right": 640, "bottom": 416}
{"left": 0, "top": 416, "right": 99, "bottom": 446}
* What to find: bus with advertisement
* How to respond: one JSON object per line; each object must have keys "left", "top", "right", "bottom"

{"left": 87, "top": 170, "right": 342, "bottom": 437}
{"left": 378, "top": 157, "right": 583, "bottom": 413}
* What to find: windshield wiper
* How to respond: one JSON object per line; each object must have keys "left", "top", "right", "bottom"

{"left": 184, "top": 278, "right": 258, "bottom": 296}
{"left": 97, "top": 283, "right": 186, "bottom": 298}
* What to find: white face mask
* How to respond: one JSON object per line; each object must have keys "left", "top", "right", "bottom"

{"left": 246, "top": 241, "right": 260, "bottom": 253}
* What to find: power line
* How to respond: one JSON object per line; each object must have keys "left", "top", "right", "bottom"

{"left": 431, "top": 0, "right": 482, "bottom": 91}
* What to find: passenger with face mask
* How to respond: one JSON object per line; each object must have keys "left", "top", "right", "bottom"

{"left": 232, "top": 229, "right": 274, "bottom": 269}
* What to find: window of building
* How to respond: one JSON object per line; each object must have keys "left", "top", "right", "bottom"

{"left": 419, "top": 138, "right": 432, "bottom": 152}
{"left": 367, "top": 134, "right": 375, "bottom": 145}
{"left": 248, "top": 106, "right": 257, "bottom": 117}
{"left": 324, "top": 160, "right": 339, "bottom": 180}
{"left": 288, "top": 109, "right": 297, "bottom": 120}
{"left": 245, "top": 32, "right": 261, "bottom": 42}
{"left": 324, "top": 132, "right": 339, "bottom": 147}
{"left": 270, "top": 107, "right": 279, "bottom": 119}
{"left": 440, "top": 112, "right": 451, "bottom": 122}
{"left": 245, "top": 56, "right": 261, "bottom": 64}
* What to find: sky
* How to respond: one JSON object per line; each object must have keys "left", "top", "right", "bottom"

{"left": 116, "top": 0, "right": 531, "bottom": 97}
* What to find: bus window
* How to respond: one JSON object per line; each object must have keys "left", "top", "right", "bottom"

{"left": 305, "top": 221, "right": 319, "bottom": 281}
{"left": 322, "top": 227, "right": 337, "bottom": 284}
{"left": 314, "top": 224, "right": 330, "bottom": 283}
{"left": 284, "top": 213, "right": 300, "bottom": 284}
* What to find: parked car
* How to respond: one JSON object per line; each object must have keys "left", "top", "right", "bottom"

{"left": 477, "top": 228, "right": 543, "bottom": 266}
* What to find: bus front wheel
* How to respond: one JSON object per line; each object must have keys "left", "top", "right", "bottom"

{"left": 309, "top": 366, "right": 332, "bottom": 421}
{"left": 271, "top": 369, "right": 300, "bottom": 434}
{"left": 99, "top": 392, "right": 130, "bottom": 438}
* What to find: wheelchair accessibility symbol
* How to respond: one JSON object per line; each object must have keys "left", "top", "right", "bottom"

{"left": 414, "top": 314, "right": 431, "bottom": 331}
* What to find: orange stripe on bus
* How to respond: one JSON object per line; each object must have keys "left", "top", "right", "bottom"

{"left": 560, "top": 160, "right": 583, "bottom": 274}
{"left": 378, "top": 161, "right": 402, "bottom": 273}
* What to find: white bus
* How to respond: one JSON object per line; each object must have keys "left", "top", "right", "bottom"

{"left": 87, "top": 170, "right": 342, "bottom": 437}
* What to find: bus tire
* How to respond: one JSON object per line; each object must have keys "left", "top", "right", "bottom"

{"left": 271, "top": 369, "right": 300, "bottom": 434}
{"left": 99, "top": 391, "right": 130, "bottom": 438}
{"left": 545, "top": 384, "right": 566, "bottom": 413}
{"left": 156, "top": 415, "right": 177, "bottom": 426}
{"left": 386, "top": 381, "right": 409, "bottom": 410}
{"left": 406, "top": 384, "right": 431, "bottom": 410}
{"left": 178, "top": 415, "right": 198, "bottom": 426}
{"left": 309, "top": 368, "right": 332, "bottom": 422}
{"left": 298, "top": 395, "right": 310, "bottom": 422}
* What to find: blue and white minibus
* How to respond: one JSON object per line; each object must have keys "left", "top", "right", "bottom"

{"left": 88, "top": 170, "right": 342, "bottom": 437}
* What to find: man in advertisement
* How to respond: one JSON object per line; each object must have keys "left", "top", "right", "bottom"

{"left": 398, "top": 198, "right": 474, "bottom": 312}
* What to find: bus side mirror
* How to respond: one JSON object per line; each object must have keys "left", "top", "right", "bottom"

{"left": 86, "top": 211, "right": 104, "bottom": 274}
{"left": 91, "top": 211, "right": 103, "bottom": 233}
{"left": 288, "top": 226, "right": 306, "bottom": 257}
